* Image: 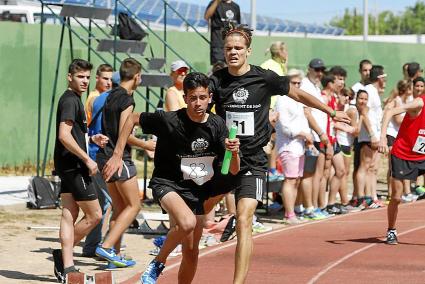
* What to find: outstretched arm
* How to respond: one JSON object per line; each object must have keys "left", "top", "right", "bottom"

{"left": 378, "top": 97, "right": 424, "bottom": 153}
{"left": 287, "top": 85, "right": 350, "bottom": 124}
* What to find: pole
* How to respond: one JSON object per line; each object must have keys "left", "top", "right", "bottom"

{"left": 363, "top": 0, "right": 368, "bottom": 41}
{"left": 250, "top": 0, "right": 256, "bottom": 32}
{"left": 37, "top": 3, "right": 45, "bottom": 177}
{"left": 164, "top": 0, "right": 167, "bottom": 61}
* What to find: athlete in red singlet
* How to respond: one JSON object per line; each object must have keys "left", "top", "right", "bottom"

{"left": 379, "top": 94, "right": 425, "bottom": 244}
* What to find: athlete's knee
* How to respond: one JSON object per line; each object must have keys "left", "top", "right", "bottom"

{"left": 389, "top": 196, "right": 401, "bottom": 205}
{"left": 335, "top": 168, "right": 345, "bottom": 178}
{"left": 178, "top": 215, "right": 197, "bottom": 234}
{"left": 86, "top": 208, "right": 102, "bottom": 227}
{"left": 236, "top": 214, "right": 253, "bottom": 231}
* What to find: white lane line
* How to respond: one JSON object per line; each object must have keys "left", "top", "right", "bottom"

{"left": 307, "top": 224, "right": 425, "bottom": 284}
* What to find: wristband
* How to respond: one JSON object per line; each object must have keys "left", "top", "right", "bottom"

{"left": 89, "top": 136, "right": 94, "bottom": 144}
{"left": 330, "top": 110, "right": 336, "bottom": 118}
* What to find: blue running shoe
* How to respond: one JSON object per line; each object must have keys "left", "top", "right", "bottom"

{"left": 108, "top": 256, "right": 136, "bottom": 270}
{"left": 140, "top": 260, "right": 165, "bottom": 284}
{"left": 95, "top": 247, "right": 127, "bottom": 268}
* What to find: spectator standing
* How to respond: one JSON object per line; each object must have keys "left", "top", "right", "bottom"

{"left": 164, "top": 60, "right": 189, "bottom": 112}
{"left": 204, "top": 0, "right": 241, "bottom": 65}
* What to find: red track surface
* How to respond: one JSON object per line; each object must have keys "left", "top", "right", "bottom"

{"left": 152, "top": 201, "right": 425, "bottom": 284}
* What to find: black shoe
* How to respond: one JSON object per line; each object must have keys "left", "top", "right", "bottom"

{"left": 326, "top": 204, "right": 341, "bottom": 215}
{"left": 220, "top": 215, "right": 236, "bottom": 242}
{"left": 386, "top": 229, "right": 398, "bottom": 245}
{"left": 52, "top": 249, "right": 64, "bottom": 283}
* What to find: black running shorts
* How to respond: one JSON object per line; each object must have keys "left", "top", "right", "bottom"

{"left": 58, "top": 169, "right": 98, "bottom": 201}
{"left": 391, "top": 155, "right": 425, "bottom": 181}
{"left": 149, "top": 178, "right": 207, "bottom": 215}
{"left": 97, "top": 158, "right": 137, "bottom": 183}
{"left": 387, "top": 135, "right": 396, "bottom": 147}
{"left": 233, "top": 171, "right": 265, "bottom": 203}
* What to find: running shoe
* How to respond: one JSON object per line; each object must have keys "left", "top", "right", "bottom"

{"left": 140, "top": 260, "right": 165, "bottom": 284}
{"left": 342, "top": 204, "right": 361, "bottom": 213}
{"left": 386, "top": 229, "right": 398, "bottom": 245}
{"left": 415, "top": 185, "right": 425, "bottom": 195}
{"left": 304, "top": 210, "right": 325, "bottom": 220}
{"left": 106, "top": 256, "right": 136, "bottom": 270}
{"left": 95, "top": 246, "right": 128, "bottom": 268}
{"left": 283, "top": 216, "right": 305, "bottom": 225}
{"left": 401, "top": 194, "right": 413, "bottom": 203}
{"left": 220, "top": 215, "right": 236, "bottom": 242}
{"left": 252, "top": 220, "right": 272, "bottom": 233}
{"left": 52, "top": 249, "right": 64, "bottom": 283}
{"left": 335, "top": 204, "right": 349, "bottom": 214}
{"left": 326, "top": 204, "right": 342, "bottom": 215}
{"left": 320, "top": 208, "right": 334, "bottom": 218}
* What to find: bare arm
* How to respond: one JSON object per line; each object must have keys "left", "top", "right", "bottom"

{"left": 226, "top": 138, "right": 240, "bottom": 175}
{"left": 287, "top": 85, "right": 350, "bottom": 124}
{"left": 303, "top": 107, "right": 328, "bottom": 145}
{"left": 102, "top": 112, "right": 141, "bottom": 181}
{"left": 164, "top": 89, "right": 182, "bottom": 112}
{"left": 59, "top": 121, "right": 98, "bottom": 176}
{"left": 204, "top": 0, "right": 221, "bottom": 20}
{"left": 379, "top": 97, "right": 424, "bottom": 153}
{"left": 118, "top": 105, "right": 153, "bottom": 150}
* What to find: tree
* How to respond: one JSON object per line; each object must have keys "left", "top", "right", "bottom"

{"left": 329, "top": 1, "right": 425, "bottom": 35}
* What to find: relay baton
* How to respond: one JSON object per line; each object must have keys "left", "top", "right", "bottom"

{"left": 221, "top": 124, "right": 238, "bottom": 175}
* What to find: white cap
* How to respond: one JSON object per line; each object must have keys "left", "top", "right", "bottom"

{"left": 171, "top": 60, "right": 189, "bottom": 72}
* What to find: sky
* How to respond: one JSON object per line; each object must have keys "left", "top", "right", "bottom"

{"left": 184, "top": 0, "right": 421, "bottom": 25}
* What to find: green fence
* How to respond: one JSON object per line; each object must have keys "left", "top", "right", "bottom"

{"left": 1, "top": 21, "right": 425, "bottom": 166}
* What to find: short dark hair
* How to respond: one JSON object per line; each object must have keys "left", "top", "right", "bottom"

{"left": 183, "top": 72, "right": 210, "bottom": 95}
{"left": 357, "top": 89, "right": 368, "bottom": 98}
{"left": 359, "top": 59, "right": 372, "bottom": 71}
{"left": 413, "top": 76, "right": 425, "bottom": 85}
{"left": 222, "top": 22, "right": 253, "bottom": 47}
{"left": 68, "top": 59, "right": 92, "bottom": 75}
{"left": 321, "top": 72, "right": 335, "bottom": 88}
{"left": 329, "top": 65, "right": 347, "bottom": 78}
{"left": 368, "top": 65, "right": 385, "bottom": 83}
{"left": 119, "top": 58, "right": 142, "bottom": 81}
{"left": 407, "top": 62, "right": 421, "bottom": 78}
{"left": 96, "top": 63, "right": 113, "bottom": 76}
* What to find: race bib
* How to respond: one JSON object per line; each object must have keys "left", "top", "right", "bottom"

{"left": 226, "top": 111, "right": 254, "bottom": 136}
{"left": 181, "top": 156, "right": 215, "bottom": 186}
{"left": 412, "top": 136, "right": 425, "bottom": 154}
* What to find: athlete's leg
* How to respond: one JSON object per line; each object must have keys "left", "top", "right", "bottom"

{"left": 234, "top": 197, "right": 258, "bottom": 284}
{"left": 104, "top": 182, "right": 125, "bottom": 252}
{"left": 178, "top": 215, "right": 204, "bottom": 284}
{"left": 388, "top": 178, "right": 403, "bottom": 229}
{"left": 60, "top": 193, "right": 80, "bottom": 269}
{"left": 328, "top": 153, "right": 346, "bottom": 205}
{"left": 155, "top": 192, "right": 197, "bottom": 264}
{"left": 101, "top": 176, "right": 141, "bottom": 248}
{"left": 74, "top": 199, "right": 102, "bottom": 246}
{"left": 282, "top": 178, "right": 299, "bottom": 218}
{"left": 340, "top": 154, "right": 351, "bottom": 204}
{"left": 312, "top": 153, "right": 325, "bottom": 208}
{"left": 356, "top": 145, "right": 373, "bottom": 199}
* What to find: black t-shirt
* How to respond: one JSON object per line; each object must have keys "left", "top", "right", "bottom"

{"left": 207, "top": 0, "right": 241, "bottom": 48}
{"left": 209, "top": 65, "right": 290, "bottom": 172}
{"left": 139, "top": 109, "right": 228, "bottom": 188}
{"left": 54, "top": 89, "right": 88, "bottom": 173}
{"left": 98, "top": 86, "right": 135, "bottom": 159}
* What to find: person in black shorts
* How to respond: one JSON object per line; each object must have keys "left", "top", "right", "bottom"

{"left": 102, "top": 72, "right": 240, "bottom": 283}
{"left": 205, "top": 23, "right": 351, "bottom": 284}
{"left": 94, "top": 58, "right": 154, "bottom": 268}
{"left": 52, "top": 59, "right": 109, "bottom": 282}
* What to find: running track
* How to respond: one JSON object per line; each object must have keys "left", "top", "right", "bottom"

{"left": 123, "top": 201, "right": 425, "bottom": 284}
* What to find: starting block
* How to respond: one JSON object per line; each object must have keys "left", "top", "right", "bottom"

{"left": 66, "top": 271, "right": 114, "bottom": 284}
{"left": 130, "top": 212, "right": 169, "bottom": 235}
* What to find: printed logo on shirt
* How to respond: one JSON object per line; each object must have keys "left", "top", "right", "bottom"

{"left": 233, "top": 88, "right": 249, "bottom": 104}
{"left": 418, "top": 129, "right": 425, "bottom": 135}
{"left": 191, "top": 138, "right": 209, "bottom": 153}
{"left": 225, "top": 10, "right": 235, "bottom": 20}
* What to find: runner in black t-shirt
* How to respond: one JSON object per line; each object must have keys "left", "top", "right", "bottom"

{"left": 206, "top": 23, "right": 351, "bottom": 284}
{"left": 52, "top": 59, "right": 109, "bottom": 282}
{"left": 204, "top": 0, "right": 240, "bottom": 65}
{"left": 102, "top": 72, "right": 240, "bottom": 284}
{"left": 94, "top": 58, "right": 154, "bottom": 268}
